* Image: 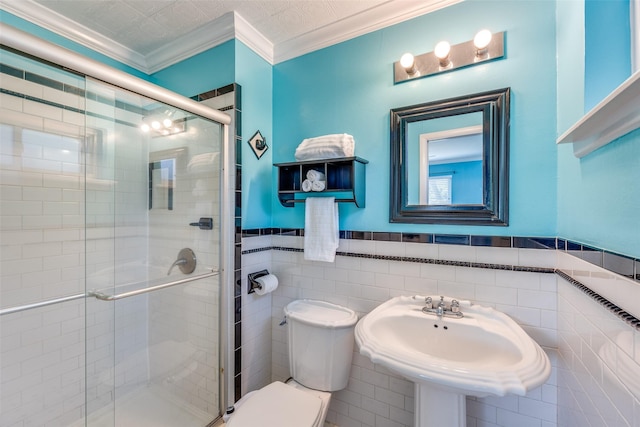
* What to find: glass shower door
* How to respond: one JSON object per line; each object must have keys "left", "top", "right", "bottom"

{"left": 84, "top": 78, "right": 223, "bottom": 427}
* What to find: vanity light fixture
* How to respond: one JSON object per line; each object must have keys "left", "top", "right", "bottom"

{"left": 394, "top": 30, "right": 505, "bottom": 84}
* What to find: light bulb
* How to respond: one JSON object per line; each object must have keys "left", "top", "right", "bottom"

{"left": 151, "top": 120, "right": 161, "bottom": 130}
{"left": 474, "top": 29, "right": 492, "bottom": 56}
{"left": 434, "top": 41, "right": 450, "bottom": 59}
{"left": 434, "top": 41, "right": 451, "bottom": 67}
{"left": 141, "top": 123, "right": 150, "bottom": 133}
{"left": 400, "top": 53, "right": 417, "bottom": 75}
{"left": 163, "top": 118, "right": 173, "bottom": 128}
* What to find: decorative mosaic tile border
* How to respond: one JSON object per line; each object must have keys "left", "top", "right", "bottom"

{"left": 242, "top": 246, "right": 555, "bottom": 274}
{"left": 242, "top": 228, "right": 640, "bottom": 282}
{"left": 241, "top": 230, "right": 640, "bottom": 330}
{"left": 555, "top": 270, "right": 640, "bottom": 330}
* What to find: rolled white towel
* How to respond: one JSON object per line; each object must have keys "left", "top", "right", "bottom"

{"left": 311, "top": 180, "right": 326, "bottom": 192}
{"left": 306, "top": 169, "right": 325, "bottom": 182}
{"left": 302, "top": 179, "right": 313, "bottom": 192}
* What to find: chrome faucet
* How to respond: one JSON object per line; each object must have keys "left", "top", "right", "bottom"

{"left": 421, "top": 295, "right": 464, "bottom": 319}
{"left": 436, "top": 296, "right": 446, "bottom": 317}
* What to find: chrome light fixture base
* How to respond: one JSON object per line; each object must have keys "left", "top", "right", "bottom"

{"left": 394, "top": 31, "right": 505, "bottom": 84}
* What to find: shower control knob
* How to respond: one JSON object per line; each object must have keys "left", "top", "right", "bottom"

{"left": 189, "top": 217, "right": 213, "bottom": 230}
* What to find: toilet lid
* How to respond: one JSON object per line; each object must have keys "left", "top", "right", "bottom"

{"left": 226, "top": 381, "right": 322, "bottom": 427}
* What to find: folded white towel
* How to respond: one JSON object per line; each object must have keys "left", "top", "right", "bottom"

{"left": 311, "top": 180, "right": 325, "bottom": 192}
{"left": 306, "top": 169, "right": 325, "bottom": 182}
{"left": 302, "top": 179, "right": 313, "bottom": 192}
{"left": 295, "top": 133, "right": 355, "bottom": 161}
{"left": 304, "top": 197, "right": 339, "bottom": 262}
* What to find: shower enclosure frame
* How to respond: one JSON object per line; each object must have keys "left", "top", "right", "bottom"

{"left": 0, "top": 21, "right": 236, "bottom": 422}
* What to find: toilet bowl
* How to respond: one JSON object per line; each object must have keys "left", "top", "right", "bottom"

{"left": 225, "top": 300, "right": 358, "bottom": 427}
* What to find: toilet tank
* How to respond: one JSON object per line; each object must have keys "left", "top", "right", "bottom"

{"left": 284, "top": 300, "right": 358, "bottom": 392}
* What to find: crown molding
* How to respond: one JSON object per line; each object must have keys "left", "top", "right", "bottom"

{"left": 1, "top": 0, "right": 149, "bottom": 72}
{"left": 233, "top": 12, "right": 274, "bottom": 65}
{"left": 4, "top": 0, "right": 459, "bottom": 72}
{"left": 145, "top": 12, "right": 273, "bottom": 73}
{"left": 273, "top": 0, "right": 462, "bottom": 64}
{"left": 146, "top": 12, "right": 235, "bottom": 74}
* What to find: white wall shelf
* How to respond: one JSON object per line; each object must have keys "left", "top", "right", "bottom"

{"left": 557, "top": 69, "right": 640, "bottom": 157}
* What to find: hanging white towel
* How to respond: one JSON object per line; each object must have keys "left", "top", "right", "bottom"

{"left": 304, "top": 197, "right": 339, "bottom": 262}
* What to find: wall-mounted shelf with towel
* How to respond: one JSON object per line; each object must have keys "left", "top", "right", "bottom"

{"left": 274, "top": 157, "right": 368, "bottom": 207}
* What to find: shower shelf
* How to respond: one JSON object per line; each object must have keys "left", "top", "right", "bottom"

{"left": 274, "top": 157, "right": 368, "bottom": 207}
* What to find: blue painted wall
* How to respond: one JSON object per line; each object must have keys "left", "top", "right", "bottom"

{"left": 234, "top": 42, "right": 273, "bottom": 228}
{"left": 584, "top": 0, "right": 631, "bottom": 111}
{"left": 272, "top": 0, "right": 558, "bottom": 236}
{"left": 557, "top": 0, "right": 640, "bottom": 258}
{"left": 150, "top": 40, "right": 235, "bottom": 97}
{"left": 556, "top": 0, "right": 585, "bottom": 135}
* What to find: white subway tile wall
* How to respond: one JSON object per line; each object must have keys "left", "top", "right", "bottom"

{"left": 243, "top": 235, "right": 558, "bottom": 427}
{"left": 237, "top": 236, "right": 640, "bottom": 427}
{"left": 241, "top": 235, "right": 274, "bottom": 395}
{"left": 557, "top": 260, "right": 640, "bottom": 426}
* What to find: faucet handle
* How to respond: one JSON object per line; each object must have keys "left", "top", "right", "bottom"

{"left": 425, "top": 296, "right": 432, "bottom": 308}
{"left": 451, "top": 299, "right": 460, "bottom": 313}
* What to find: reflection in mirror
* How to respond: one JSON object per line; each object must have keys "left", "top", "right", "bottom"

{"left": 406, "top": 114, "right": 483, "bottom": 205}
{"left": 390, "top": 88, "right": 510, "bottom": 225}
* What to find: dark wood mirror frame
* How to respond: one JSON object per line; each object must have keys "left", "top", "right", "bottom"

{"left": 390, "top": 87, "right": 510, "bottom": 225}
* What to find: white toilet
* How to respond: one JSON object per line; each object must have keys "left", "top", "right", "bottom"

{"left": 225, "top": 299, "right": 358, "bottom": 427}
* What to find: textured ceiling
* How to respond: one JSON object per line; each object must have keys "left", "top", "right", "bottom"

{"left": 31, "top": 0, "right": 394, "bottom": 55}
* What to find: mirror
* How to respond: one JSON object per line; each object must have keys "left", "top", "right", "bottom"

{"left": 390, "top": 88, "right": 510, "bottom": 225}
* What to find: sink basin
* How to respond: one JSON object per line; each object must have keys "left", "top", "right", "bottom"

{"left": 355, "top": 295, "right": 550, "bottom": 427}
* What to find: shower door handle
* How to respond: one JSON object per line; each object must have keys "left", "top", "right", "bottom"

{"left": 189, "top": 217, "right": 213, "bottom": 230}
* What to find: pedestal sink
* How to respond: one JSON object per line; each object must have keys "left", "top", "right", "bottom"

{"left": 355, "top": 296, "right": 550, "bottom": 427}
